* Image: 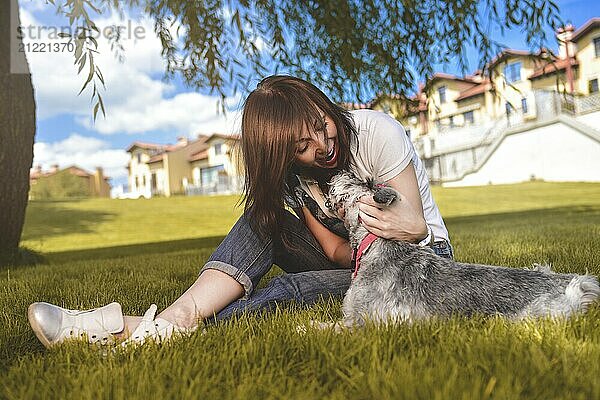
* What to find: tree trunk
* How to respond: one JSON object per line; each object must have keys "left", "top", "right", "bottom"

{"left": 0, "top": 0, "right": 36, "bottom": 264}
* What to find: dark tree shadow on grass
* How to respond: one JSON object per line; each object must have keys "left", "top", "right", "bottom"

{"left": 442, "top": 204, "right": 600, "bottom": 271}
{"left": 21, "top": 200, "right": 115, "bottom": 241}
{"left": 444, "top": 204, "right": 599, "bottom": 228}
{"left": 44, "top": 236, "right": 227, "bottom": 264}
{"left": 33, "top": 204, "right": 600, "bottom": 266}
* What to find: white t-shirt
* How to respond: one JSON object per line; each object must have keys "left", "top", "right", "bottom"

{"left": 347, "top": 109, "right": 449, "bottom": 242}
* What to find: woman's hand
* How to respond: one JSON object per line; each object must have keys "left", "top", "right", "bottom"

{"left": 357, "top": 194, "right": 427, "bottom": 243}
{"left": 356, "top": 161, "right": 428, "bottom": 244}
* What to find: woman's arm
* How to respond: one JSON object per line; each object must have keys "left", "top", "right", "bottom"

{"left": 301, "top": 207, "right": 352, "bottom": 268}
{"left": 357, "top": 161, "right": 428, "bottom": 243}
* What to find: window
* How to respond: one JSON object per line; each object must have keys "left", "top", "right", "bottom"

{"left": 505, "top": 102, "right": 513, "bottom": 115}
{"left": 594, "top": 37, "right": 600, "bottom": 58}
{"left": 521, "top": 98, "right": 528, "bottom": 114}
{"left": 438, "top": 86, "right": 447, "bottom": 104}
{"left": 201, "top": 164, "right": 225, "bottom": 186}
{"left": 214, "top": 143, "right": 223, "bottom": 155}
{"left": 449, "top": 115, "right": 455, "bottom": 127}
{"left": 464, "top": 110, "right": 474, "bottom": 124}
{"left": 504, "top": 62, "right": 522, "bottom": 84}
{"left": 589, "top": 78, "right": 599, "bottom": 94}
{"left": 136, "top": 153, "right": 142, "bottom": 163}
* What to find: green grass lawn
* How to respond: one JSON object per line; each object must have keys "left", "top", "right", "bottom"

{"left": 2, "top": 182, "right": 600, "bottom": 399}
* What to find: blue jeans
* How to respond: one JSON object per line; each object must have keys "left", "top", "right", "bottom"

{"left": 201, "top": 210, "right": 453, "bottom": 321}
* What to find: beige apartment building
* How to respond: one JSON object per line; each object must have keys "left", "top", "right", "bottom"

{"left": 344, "top": 18, "right": 600, "bottom": 187}
{"left": 361, "top": 18, "right": 600, "bottom": 139}
{"left": 125, "top": 134, "right": 241, "bottom": 198}
{"left": 29, "top": 165, "right": 110, "bottom": 199}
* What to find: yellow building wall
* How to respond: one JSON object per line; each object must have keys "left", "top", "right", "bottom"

{"left": 190, "top": 138, "right": 243, "bottom": 189}
{"left": 400, "top": 114, "right": 424, "bottom": 138}
{"left": 454, "top": 95, "right": 488, "bottom": 126}
{"left": 574, "top": 27, "right": 600, "bottom": 94}
{"left": 490, "top": 56, "right": 537, "bottom": 117}
{"left": 92, "top": 169, "right": 110, "bottom": 197}
{"left": 128, "top": 149, "right": 153, "bottom": 192}
{"left": 165, "top": 149, "right": 191, "bottom": 196}
{"left": 428, "top": 79, "right": 475, "bottom": 122}
{"left": 148, "top": 162, "right": 166, "bottom": 194}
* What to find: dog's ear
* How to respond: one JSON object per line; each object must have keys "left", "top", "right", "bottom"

{"left": 373, "top": 187, "right": 398, "bottom": 206}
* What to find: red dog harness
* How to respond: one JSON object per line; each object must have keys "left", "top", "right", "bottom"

{"left": 351, "top": 233, "right": 379, "bottom": 278}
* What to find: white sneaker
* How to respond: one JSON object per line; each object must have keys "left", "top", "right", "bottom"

{"left": 28, "top": 302, "right": 124, "bottom": 348}
{"left": 121, "top": 304, "right": 196, "bottom": 347}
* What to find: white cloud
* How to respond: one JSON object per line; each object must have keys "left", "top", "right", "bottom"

{"left": 75, "top": 90, "right": 244, "bottom": 136}
{"left": 19, "top": 5, "right": 241, "bottom": 136}
{"left": 33, "top": 134, "right": 130, "bottom": 181}
{"left": 18, "top": 0, "right": 48, "bottom": 12}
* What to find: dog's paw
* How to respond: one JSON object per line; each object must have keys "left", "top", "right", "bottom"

{"left": 296, "top": 320, "right": 347, "bottom": 334}
{"left": 373, "top": 187, "right": 398, "bottom": 206}
{"left": 295, "top": 324, "right": 308, "bottom": 335}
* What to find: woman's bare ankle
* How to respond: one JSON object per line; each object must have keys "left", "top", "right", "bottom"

{"left": 113, "top": 316, "right": 143, "bottom": 340}
{"left": 157, "top": 302, "right": 202, "bottom": 329}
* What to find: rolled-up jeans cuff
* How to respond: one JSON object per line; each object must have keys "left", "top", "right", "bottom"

{"left": 200, "top": 261, "right": 253, "bottom": 299}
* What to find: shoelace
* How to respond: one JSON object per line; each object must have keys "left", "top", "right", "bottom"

{"left": 121, "top": 304, "right": 197, "bottom": 347}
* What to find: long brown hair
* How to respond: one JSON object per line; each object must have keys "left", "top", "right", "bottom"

{"left": 240, "top": 75, "right": 358, "bottom": 248}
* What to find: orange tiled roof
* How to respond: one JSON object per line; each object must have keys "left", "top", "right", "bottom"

{"left": 487, "top": 49, "right": 534, "bottom": 69}
{"left": 571, "top": 18, "right": 600, "bottom": 42}
{"left": 455, "top": 80, "right": 491, "bottom": 101}
{"left": 126, "top": 141, "right": 169, "bottom": 153}
{"left": 30, "top": 165, "right": 109, "bottom": 180}
{"left": 208, "top": 133, "right": 240, "bottom": 141}
{"left": 147, "top": 154, "right": 165, "bottom": 164}
{"left": 429, "top": 72, "right": 478, "bottom": 83}
{"left": 188, "top": 149, "right": 209, "bottom": 162}
{"left": 528, "top": 57, "right": 579, "bottom": 79}
{"left": 68, "top": 166, "right": 93, "bottom": 177}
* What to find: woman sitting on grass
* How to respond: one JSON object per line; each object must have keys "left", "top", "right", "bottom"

{"left": 28, "top": 75, "right": 453, "bottom": 347}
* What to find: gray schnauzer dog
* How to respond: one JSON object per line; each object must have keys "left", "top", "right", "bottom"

{"left": 326, "top": 171, "right": 599, "bottom": 327}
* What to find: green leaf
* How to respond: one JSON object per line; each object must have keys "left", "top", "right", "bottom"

{"left": 95, "top": 68, "right": 105, "bottom": 87}
{"left": 78, "top": 60, "right": 95, "bottom": 96}
{"left": 93, "top": 101, "right": 100, "bottom": 122}
{"left": 89, "top": 36, "right": 98, "bottom": 49}
{"left": 78, "top": 52, "right": 87, "bottom": 73}
{"left": 98, "top": 94, "right": 106, "bottom": 117}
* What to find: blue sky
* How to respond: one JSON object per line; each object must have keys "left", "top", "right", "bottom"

{"left": 16, "top": 0, "right": 600, "bottom": 187}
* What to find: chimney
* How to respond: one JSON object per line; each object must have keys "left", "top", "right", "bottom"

{"left": 94, "top": 167, "right": 105, "bottom": 197}
{"left": 470, "top": 69, "right": 484, "bottom": 83}
{"left": 176, "top": 136, "right": 189, "bottom": 146}
{"left": 556, "top": 24, "right": 576, "bottom": 93}
{"left": 556, "top": 25, "right": 575, "bottom": 60}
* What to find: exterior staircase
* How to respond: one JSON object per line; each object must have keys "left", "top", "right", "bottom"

{"left": 414, "top": 90, "right": 600, "bottom": 184}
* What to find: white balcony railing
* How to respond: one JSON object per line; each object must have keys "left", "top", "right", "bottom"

{"left": 184, "top": 175, "right": 242, "bottom": 196}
